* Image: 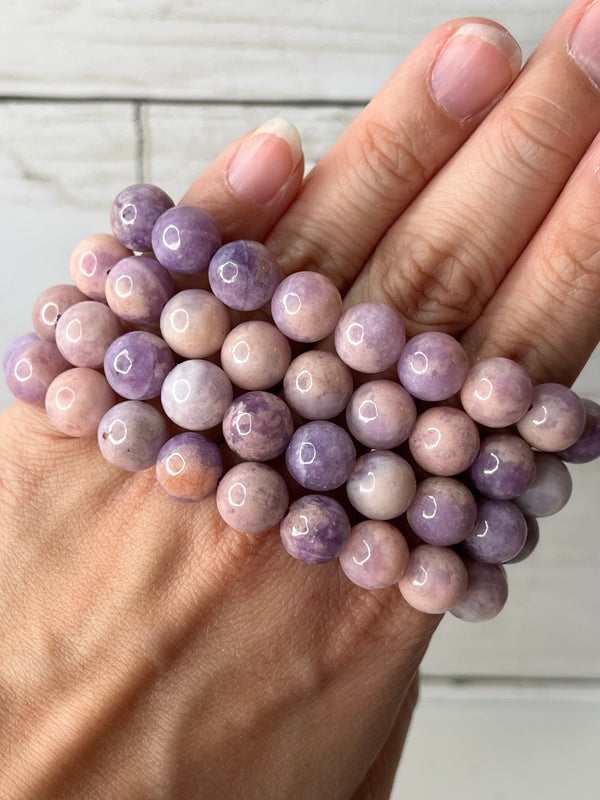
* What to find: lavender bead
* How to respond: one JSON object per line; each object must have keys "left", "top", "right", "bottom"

{"left": 283, "top": 350, "right": 353, "bottom": 420}
{"left": 462, "top": 499, "right": 528, "bottom": 564}
{"left": 334, "top": 302, "right": 406, "bottom": 373}
{"left": 406, "top": 476, "right": 477, "bottom": 546}
{"left": 222, "top": 391, "right": 294, "bottom": 461}
{"left": 280, "top": 494, "right": 351, "bottom": 564}
{"left": 505, "top": 516, "right": 540, "bottom": 564}
{"left": 397, "top": 331, "right": 469, "bottom": 401}
{"left": 69, "top": 233, "right": 132, "bottom": 301}
{"left": 285, "top": 420, "right": 356, "bottom": 491}
{"left": 517, "top": 382, "right": 586, "bottom": 452}
{"left": 345, "top": 379, "right": 416, "bottom": 449}
{"left": 216, "top": 462, "right": 289, "bottom": 535}
{"left": 110, "top": 183, "right": 174, "bottom": 252}
{"left": 339, "top": 520, "right": 409, "bottom": 589}
{"left": 346, "top": 450, "right": 416, "bottom": 520}
{"left": 32, "top": 284, "right": 88, "bottom": 342}
{"left": 161, "top": 360, "right": 233, "bottom": 431}
{"left": 221, "top": 321, "right": 291, "bottom": 391}
{"left": 105, "top": 255, "right": 175, "bottom": 324}
{"left": 460, "top": 357, "right": 533, "bottom": 427}
{"left": 104, "top": 331, "right": 175, "bottom": 400}
{"left": 160, "top": 289, "right": 231, "bottom": 359}
{"left": 514, "top": 452, "right": 572, "bottom": 517}
{"left": 152, "top": 205, "right": 221, "bottom": 275}
{"left": 155, "top": 433, "right": 223, "bottom": 502}
{"left": 3, "top": 332, "right": 39, "bottom": 371}
{"left": 557, "top": 399, "right": 600, "bottom": 463}
{"left": 208, "top": 240, "right": 280, "bottom": 311}
{"left": 409, "top": 406, "right": 480, "bottom": 476}
{"left": 469, "top": 433, "right": 536, "bottom": 500}
{"left": 450, "top": 560, "right": 508, "bottom": 622}
{"left": 271, "top": 271, "right": 342, "bottom": 343}
{"left": 45, "top": 368, "right": 117, "bottom": 437}
{"left": 97, "top": 400, "right": 169, "bottom": 471}
{"left": 55, "top": 301, "right": 124, "bottom": 369}
{"left": 4, "top": 338, "right": 69, "bottom": 407}
{"left": 398, "top": 545, "right": 468, "bottom": 614}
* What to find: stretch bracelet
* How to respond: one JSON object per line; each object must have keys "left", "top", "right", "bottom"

{"left": 5, "top": 182, "right": 600, "bottom": 622}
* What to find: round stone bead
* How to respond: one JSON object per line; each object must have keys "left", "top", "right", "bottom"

{"left": 408, "top": 406, "right": 480, "bottom": 476}
{"left": 160, "top": 289, "right": 231, "bottom": 359}
{"left": 104, "top": 331, "right": 175, "bottom": 400}
{"left": 151, "top": 205, "right": 221, "bottom": 275}
{"left": 346, "top": 450, "right": 416, "bottom": 520}
{"left": 334, "top": 302, "right": 406, "bottom": 373}
{"left": 283, "top": 350, "right": 353, "bottom": 420}
{"left": 469, "top": 433, "right": 536, "bottom": 500}
{"left": 462, "top": 499, "right": 528, "bottom": 564}
{"left": 4, "top": 338, "right": 69, "bottom": 407}
{"left": 221, "top": 321, "right": 291, "bottom": 391}
{"left": 110, "top": 183, "right": 174, "bottom": 252}
{"left": 345, "top": 379, "right": 416, "bottom": 449}
{"left": 97, "top": 400, "right": 169, "bottom": 472}
{"left": 55, "top": 301, "right": 124, "bottom": 369}
{"left": 285, "top": 420, "right": 356, "bottom": 491}
{"left": 105, "top": 256, "right": 175, "bottom": 324}
{"left": 69, "top": 233, "right": 132, "bottom": 301}
{"left": 460, "top": 357, "right": 533, "bottom": 427}
{"left": 505, "top": 516, "right": 540, "bottom": 564}
{"left": 280, "top": 494, "right": 351, "bottom": 564}
{"left": 216, "top": 462, "right": 289, "bottom": 535}
{"left": 557, "top": 398, "right": 600, "bottom": 463}
{"left": 161, "top": 360, "right": 233, "bottom": 431}
{"left": 32, "top": 284, "right": 88, "bottom": 342}
{"left": 222, "top": 391, "right": 294, "bottom": 461}
{"left": 155, "top": 433, "right": 223, "bottom": 502}
{"left": 516, "top": 382, "right": 586, "bottom": 452}
{"left": 45, "top": 368, "right": 117, "bottom": 437}
{"left": 450, "top": 560, "right": 508, "bottom": 622}
{"left": 406, "top": 476, "right": 477, "bottom": 546}
{"left": 398, "top": 545, "right": 468, "bottom": 614}
{"left": 208, "top": 240, "right": 280, "bottom": 311}
{"left": 397, "top": 331, "right": 469, "bottom": 401}
{"left": 514, "top": 452, "right": 572, "bottom": 517}
{"left": 271, "top": 271, "right": 342, "bottom": 343}
{"left": 339, "top": 520, "right": 409, "bottom": 589}
{"left": 3, "top": 332, "right": 39, "bottom": 371}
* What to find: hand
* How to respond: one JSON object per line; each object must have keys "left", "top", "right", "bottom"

{"left": 2, "top": 2, "right": 600, "bottom": 798}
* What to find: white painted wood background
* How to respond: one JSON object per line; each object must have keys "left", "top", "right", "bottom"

{"left": 1, "top": 1, "right": 599, "bottom": 797}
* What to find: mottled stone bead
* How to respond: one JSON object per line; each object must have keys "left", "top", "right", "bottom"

{"left": 469, "top": 433, "right": 536, "bottom": 500}
{"left": 283, "top": 350, "right": 353, "bottom": 420}
{"left": 406, "top": 476, "right": 477, "bottom": 546}
{"left": 408, "top": 406, "right": 480, "bottom": 476}
{"left": 504, "top": 516, "right": 540, "bottom": 564}
{"left": 97, "top": 400, "right": 169, "bottom": 471}
{"left": 208, "top": 240, "right": 280, "bottom": 311}
{"left": 280, "top": 494, "right": 351, "bottom": 564}
{"left": 517, "top": 383, "right": 586, "bottom": 452}
{"left": 69, "top": 233, "right": 132, "bottom": 301}
{"left": 345, "top": 379, "right": 416, "bottom": 449}
{"left": 346, "top": 450, "right": 416, "bottom": 520}
{"left": 450, "top": 560, "right": 508, "bottom": 622}
{"left": 460, "top": 357, "right": 533, "bottom": 427}
{"left": 222, "top": 391, "right": 294, "bottom": 461}
{"left": 32, "top": 284, "right": 88, "bottom": 342}
{"left": 3, "top": 332, "right": 39, "bottom": 371}
{"left": 514, "top": 452, "right": 572, "bottom": 517}
{"left": 105, "top": 256, "right": 175, "bottom": 324}
{"left": 462, "top": 499, "right": 528, "bottom": 563}
{"left": 110, "top": 183, "right": 174, "bottom": 252}
{"left": 221, "top": 321, "right": 291, "bottom": 391}
{"left": 161, "top": 360, "right": 233, "bottom": 430}
{"left": 45, "top": 367, "right": 117, "bottom": 437}
{"left": 285, "top": 420, "right": 356, "bottom": 491}
{"left": 398, "top": 545, "right": 468, "bottom": 614}
{"left": 55, "top": 301, "right": 124, "bottom": 369}
{"left": 104, "top": 331, "right": 174, "bottom": 400}
{"left": 152, "top": 205, "right": 221, "bottom": 275}
{"left": 557, "top": 398, "right": 600, "bottom": 463}
{"left": 271, "top": 271, "right": 342, "bottom": 343}
{"left": 155, "top": 433, "right": 223, "bottom": 502}
{"left": 4, "top": 338, "right": 69, "bottom": 407}
{"left": 339, "top": 520, "right": 409, "bottom": 589}
{"left": 160, "top": 289, "right": 231, "bottom": 359}
{"left": 334, "top": 302, "right": 406, "bottom": 373}
{"left": 216, "top": 462, "right": 289, "bottom": 535}
{"left": 397, "top": 331, "right": 469, "bottom": 401}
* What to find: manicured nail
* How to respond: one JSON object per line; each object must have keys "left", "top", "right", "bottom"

{"left": 430, "top": 22, "right": 522, "bottom": 118}
{"left": 570, "top": 1, "right": 600, "bottom": 89}
{"left": 227, "top": 117, "right": 302, "bottom": 205}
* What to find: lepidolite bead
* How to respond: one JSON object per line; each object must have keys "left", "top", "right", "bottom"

{"left": 345, "top": 379, "right": 416, "bottom": 449}
{"left": 4, "top": 337, "right": 69, "bottom": 407}
{"left": 208, "top": 240, "right": 280, "bottom": 311}
{"left": 397, "top": 331, "right": 469, "bottom": 401}
{"left": 460, "top": 357, "right": 533, "bottom": 427}
{"left": 104, "top": 331, "right": 174, "bottom": 400}
{"left": 450, "top": 560, "right": 508, "bottom": 622}
{"left": 32, "top": 285, "right": 88, "bottom": 342}
{"left": 514, "top": 452, "right": 572, "bottom": 517}
{"left": 222, "top": 391, "right": 294, "bottom": 461}
{"left": 334, "top": 302, "right": 406, "bottom": 373}
{"left": 469, "top": 433, "right": 536, "bottom": 500}
{"left": 271, "top": 271, "right": 342, "bottom": 343}
{"left": 285, "top": 420, "right": 356, "bottom": 491}
{"left": 504, "top": 516, "right": 540, "bottom": 564}
{"left": 408, "top": 406, "right": 480, "bottom": 476}
{"left": 462, "top": 499, "right": 528, "bottom": 563}
{"left": 280, "top": 494, "right": 351, "bottom": 564}
{"left": 55, "top": 301, "right": 124, "bottom": 369}
{"left": 517, "top": 383, "right": 586, "bottom": 452}
{"left": 3, "top": 332, "right": 39, "bottom": 371}
{"left": 398, "top": 545, "right": 468, "bottom": 614}
{"left": 283, "top": 350, "right": 353, "bottom": 420}
{"left": 105, "top": 256, "right": 175, "bottom": 324}
{"left": 406, "top": 476, "right": 477, "bottom": 546}
{"left": 69, "top": 233, "right": 132, "bottom": 301}
{"left": 221, "top": 321, "right": 291, "bottom": 391}
{"left": 161, "top": 360, "right": 233, "bottom": 430}
{"left": 160, "top": 289, "right": 231, "bottom": 359}
{"left": 346, "top": 450, "right": 416, "bottom": 520}
{"left": 216, "top": 462, "right": 289, "bottom": 535}
{"left": 155, "top": 433, "right": 223, "bottom": 502}
{"left": 97, "top": 400, "right": 169, "bottom": 471}
{"left": 110, "top": 183, "right": 174, "bottom": 252}
{"left": 45, "top": 368, "right": 117, "bottom": 437}
{"left": 339, "top": 520, "right": 409, "bottom": 589}
{"left": 152, "top": 205, "right": 221, "bottom": 275}
{"left": 557, "top": 398, "right": 600, "bottom": 463}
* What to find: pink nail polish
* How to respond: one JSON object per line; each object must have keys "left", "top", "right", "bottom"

{"left": 570, "top": 1, "right": 600, "bottom": 89}
{"left": 430, "top": 22, "right": 522, "bottom": 119}
{"left": 227, "top": 117, "right": 302, "bottom": 205}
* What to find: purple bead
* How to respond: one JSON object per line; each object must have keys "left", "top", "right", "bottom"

{"left": 345, "top": 379, "right": 416, "bottom": 449}
{"left": 110, "top": 183, "right": 174, "bottom": 252}
{"left": 216, "top": 462, "right": 289, "bottom": 535}
{"left": 160, "top": 289, "right": 231, "bottom": 359}
{"left": 469, "top": 433, "right": 536, "bottom": 500}
{"left": 151, "top": 205, "right": 221, "bottom": 275}
{"left": 557, "top": 398, "right": 600, "bottom": 463}
{"left": 105, "top": 255, "right": 175, "bottom": 324}
{"left": 334, "top": 302, "right": 406, "bottom": 373}
{"left": 208, "top": 240, "right": 280, "bottom": 311}
{"left": 514, "top": 452, "right": 572, "bottom": 517}
{"left": 504, "top": 516, "right": 540, "bottom": 564}
{"left": 406, "top": 477, "right": 477, "bottom": 546}
{"left": 55, "top": 300, "right": 124, "bottom": 369}
{"left": 399, "top": 545, "right": 468, "bottom": 614}
{"left": 271, "top": 271, "right": 343, "bottom": 343}
{"left": 97, "top": 400, "right": 169, "bottom": 471}
{"left": 285, "top": 420, "right": 356, "bottom": 491}
{"left": 409, "top": 406, "right": 480, "bottom": 476}
{"left": 346, "top": 450, "right": 416, "bottom": 520}
{"left": 32, "top": 284, "right": 88, "bottom": 342}
{"left": 161, "top": 360, "right": 233, "bottom": 431}
{"left": 280, "top": 494, "right": 351, "bottom": 564}
{"left": 450, "top": 560, "right": 508, "bottom": 622}
{"left": 104, "top": 331, "right": 175, "bottom": 400}
{"left": 460, "top": 357, "right": 533, "bottom": 428}
{"left": 4, "top": 337, "right": 69, "bottom": 407}
{"left": 3, "top": 332, "right": 39, "bottom": 371}
{"left": 462, "top": 499, "right": 528, "bottom": 564}
{"left": 222, "top": 391, "right": 294, "bottom": 461}
{"left": 339, "top": 520, "right": 409, "bottom": 589}
{"left": 221, "top": 321, "right": 291, "bottom": 391}
{"left": 397, "top": 331, "right": 469, "bottom": 401}
{"left": 517, "top": 383, "right": 586, "bottom": 452}
{"left": 283, "top": 350, "right": 353, "bottom": 420}
{"left": 155, "top": 433, "right": 223, "bottom": 502}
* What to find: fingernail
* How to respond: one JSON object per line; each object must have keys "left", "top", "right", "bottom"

{"left": 227, "top": 117, "right": 302, "bottom": 205}
{"left": 430, "top": 22, "right": 521, "bottom": 118}
{"left": 570, "top": 1, "right": 600, "bottom": 89}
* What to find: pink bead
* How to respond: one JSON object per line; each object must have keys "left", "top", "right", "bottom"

{"left": 55, "top": 301, "right": 124, "bottom": 368}
{"left": 408, "top": 406, "right": 480, "bottom": 476}
{"left": 31, "top": 284, "right": 88, "bottom": 342}
{"left": 345, "top": 379, "right": 416, "bottom": 448}
{"left": 160, "top": 289, "right": 231, "bottom": 359}
{"left": 69, "top": 233, "right": 132, "bottom": 301}
{"left": 460, "top": 357, "right": 533, "bottom": 427}
{"left": 283, "top": 350, "right": 353, "bottom": 420}
{"left": 339, "top": 521, "right": 409, "bottom": 590}
{"left": 346, "top": 450, "right": 416, "bottom": 520}
{"left": 271, "top": 271, "right": 342, "bottom": 343}
{"left": 398, "top": 545, "right": 468, "bottom": 614}
{"left": 334, "top": 302, "right": 406, "bottom": 373}
{"left": 216, "top": 462, "right": 289, "bottom": 535}
{"left": 220, "top": 320, "right": 291, "bottom": 390}
{"left": 45, "top": 368, "right": 117, "bottom": 437}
